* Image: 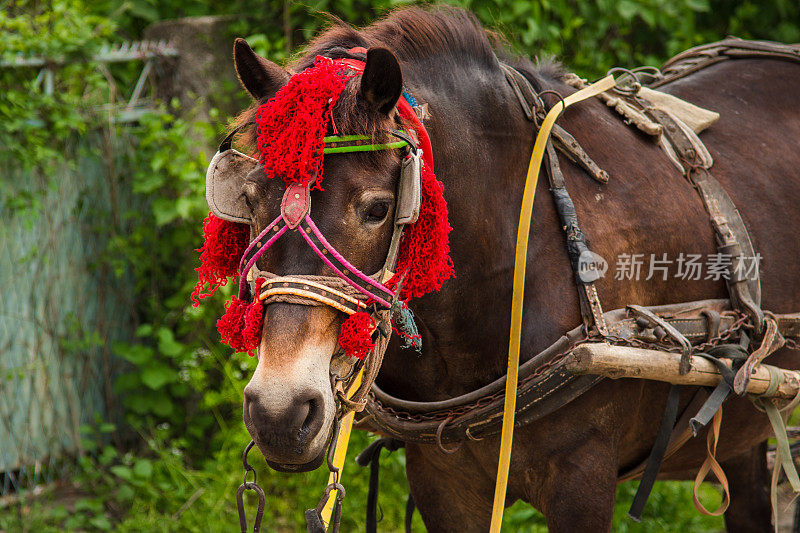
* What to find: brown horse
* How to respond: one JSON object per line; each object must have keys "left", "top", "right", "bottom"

{"left": 227, "top": 6, "right": 800, "bottom": 531}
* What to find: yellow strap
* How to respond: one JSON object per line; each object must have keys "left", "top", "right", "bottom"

{"left": 321, "top": 368, "right": 363, "bottom": 527}
{"left": 489, "top": 75, "right": 616, "bottom": 533}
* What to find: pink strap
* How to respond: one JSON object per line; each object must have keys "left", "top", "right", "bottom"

{"left": 238, "top": 216, "right": 287, "bottom": 299}
{"left": 301, "top": 215, "right": 393, "bottom": 308}
{"left": 238, "top": 215, "right": 283, "bottom": 273}
{"left": 303, "top": 215, "right": 393, "bottom": 296}
{"left": 235, "top": 213, "right": 393, "bottom": 308}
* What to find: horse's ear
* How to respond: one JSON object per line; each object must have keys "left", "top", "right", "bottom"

{"left": 233, "top": 38, "right": 290, "bottom": 100}
{"left": 360, "top": 48, "right": 403, "bottom": 115}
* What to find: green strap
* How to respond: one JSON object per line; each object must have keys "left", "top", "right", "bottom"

{"left": 753, "top": 391, "right": 800, "bottom": 532}
{"left": 323, "top": 134, "right": 372, "bottom": 142}
{"left": 322, "top": 134, "right": 409, "bottom": 154}
{"left": 325, "top": 141, "right": 408, "bottom": 154}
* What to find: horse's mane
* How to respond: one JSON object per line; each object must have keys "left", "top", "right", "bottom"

{"left": 231, "top": 6, "right": 563, "bottom": 146}
{"left": 294, "top": 6, "right": 499, "bottom": 70}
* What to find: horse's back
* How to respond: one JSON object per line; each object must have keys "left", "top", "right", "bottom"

{"left": 661, "top": 58, "right": 800, "bottom": 313}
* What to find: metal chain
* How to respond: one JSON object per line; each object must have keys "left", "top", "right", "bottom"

{"left": 369, "top": 313, "right": 755, "bottom": 425}
{"left": 236, "top": 441, "right": 266, "bottom": 533}
{"left": 693, "top": 313, "right": 750, "bottom": 352}
{"left": 368, "top": 337, "right": 590, "bottom": 423}
{"left": 602, "top": 312, "right": 750, "bottom": 355}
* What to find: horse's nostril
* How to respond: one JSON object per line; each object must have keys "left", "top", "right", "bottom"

{"left": 243, "top": 384, "right": 259, "bottom": 408}
{"left": 244, "top": 386, "right": 326, "bottom": 442}
{"left": 303, "top": 398, "right": 319, "bottom": 432}
{"left": 296, "top": 389, "right": 325, "bottom": 438}
{"left": 289, "top": 399, "right": 311, "bottom": 432}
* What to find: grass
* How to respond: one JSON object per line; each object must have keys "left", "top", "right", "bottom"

{"left": 0, "top": 425, "right": 727, "bottom": 532}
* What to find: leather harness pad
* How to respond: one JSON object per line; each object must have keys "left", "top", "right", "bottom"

{"left": 206, "top": 149, "right": 258, "bottom": 224}
{"left": 281, "top": 182, "right": 311, "bottom": 229}
{"left": 395, "top": 151, "right": 422, "bottom": 225}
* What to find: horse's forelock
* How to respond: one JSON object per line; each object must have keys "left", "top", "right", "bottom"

{"left": 229, "top": 62, "right": 397, "bottom": 170}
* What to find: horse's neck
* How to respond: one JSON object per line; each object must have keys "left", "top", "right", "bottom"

{"left": 377, "top": 61, "right": 575, "bottom": 400}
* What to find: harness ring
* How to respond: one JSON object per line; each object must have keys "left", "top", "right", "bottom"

{"left": 435, "top": 416, "right": 462, "bottom": 454}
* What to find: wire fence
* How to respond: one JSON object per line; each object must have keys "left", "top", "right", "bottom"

{"left": 0, "top": 133, "right": 137, "bottom": 495}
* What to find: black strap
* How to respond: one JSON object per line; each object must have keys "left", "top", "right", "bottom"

{"left": 689, "top": 381, "right": 731, "bottom": 436}
{"left": 543, "top": 141, "right": 603, "bottom": 331}
{"left": 629, "top": 384, "right": 683, "bottom": 520}
{"left": 405, "top": 493, "right": 415, "bottom": 533}
{"left": 628, "top": 342, "right": 750, "bottom": 520}
{"left": 219, "top": 120, "right": 256, "bottom": 152}
{"left": 688, "top": 344, "right": 748, "bottom": 434}
{"left": 356, "top": 438, "right": 404, "bottom": 533}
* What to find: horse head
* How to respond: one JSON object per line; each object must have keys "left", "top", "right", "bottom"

{"left": 202, "top": 39, "right": 440, "bottom": 471}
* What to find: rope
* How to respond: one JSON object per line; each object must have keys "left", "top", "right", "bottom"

{"left": 258, "top": 271, "right": 371, "bottom": 301}
{"left": 256, "top": 271, "right": 373, "bottom": 314}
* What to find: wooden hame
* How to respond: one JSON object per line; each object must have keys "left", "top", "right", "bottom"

{"left": 565, "top": 343, "right": 800, "bottom": 400}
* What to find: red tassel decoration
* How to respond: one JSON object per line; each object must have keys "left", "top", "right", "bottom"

{"left": 241, "top": 279, "right": 266, "bottom": 356}
{"left": 216, "top": 296, "right": 249, "bottom": 352}
{"left": 191, "top": 212, "right": 249, "bottom": 306}
{"left": 388, "top": 162, "right": 454, "bottom": 299}
{"left": 338, "top": 311, "right": 376, "bottom": 359}
{"left": 217, "top": 278, "right": 265, "bottom": 356}
{"left": 255, "top": 57, "right": 353, "bottom": 190}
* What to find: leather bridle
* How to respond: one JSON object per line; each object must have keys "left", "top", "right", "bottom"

{"left": 205, "top": 77, "right": 428, "bottom": 414}
{"left": 215, "top": 67, "right": 433, "bottom": 528}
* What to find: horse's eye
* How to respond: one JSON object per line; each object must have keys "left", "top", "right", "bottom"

{"left": 365, "top": 201, "right": 390, "bottom": 223}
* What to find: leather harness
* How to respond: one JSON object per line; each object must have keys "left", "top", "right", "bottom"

{"left": 217, "top": 39, "right": 800, "bottom": 532}
{"left": 356, "top": 40, "right": 800, "bottom": 527}
{"left": 359, "top": 39, "right": 800, "bottom": 449}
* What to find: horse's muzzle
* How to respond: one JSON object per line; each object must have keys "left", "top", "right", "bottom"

{"left": 243, "top": 384, "right": 330, "bottom": 467}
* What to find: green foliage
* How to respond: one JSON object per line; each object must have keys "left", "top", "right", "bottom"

{"left": 0, "top": 429, "right": 426, "bottom": 532}
{"left": 89, "top": 0, "right": 800, "bottom": 78}
{"left": 100, "top": 105, "right": 257, "bottom": 456}
{"left": 1, "top": 0, "right": 244, "bottom": 462}
{"left": 0, "top": 1, "right": 112, "bottom": 170}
